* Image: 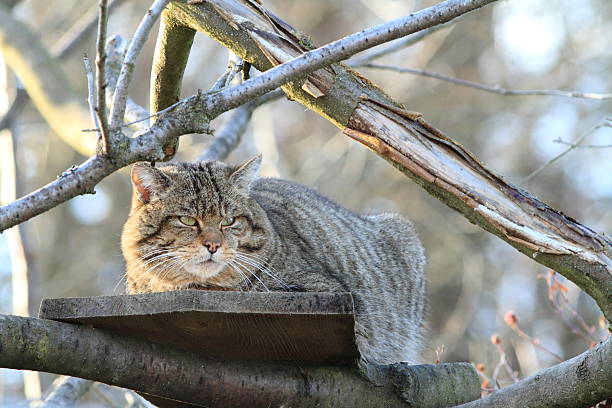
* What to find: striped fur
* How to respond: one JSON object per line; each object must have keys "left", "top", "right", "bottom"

{"left": 121, "top": 157, "right": 426, "bottom": 364}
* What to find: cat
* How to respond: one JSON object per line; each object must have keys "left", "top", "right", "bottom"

{"left": 121, "top": 156, "right": 426, "bottom": 365}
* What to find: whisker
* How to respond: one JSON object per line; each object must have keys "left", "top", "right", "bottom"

{"left": 231, "top": 258, "right": 270, "bottom": 292}
{"left": 140, "top": 256, "right": 178, "bottom": 278}
{"left": 233, "top": 254, "right": 290, "bottom": 290}
{"left": 227, "top": 260, "right": 253, "bottom": 291}
{"left": 140, "top": 251, "right": 183, "bottom": 264}
{"left": 156, "top": 257, "right": 187, "bottom": 284}
{"left": 131, "top": 252, "right": 184, "bottom": 273}
{"left": 234, "top": 250, "right": 272, "bottom": 263}
{"left": 112, "top": 273, "right": 128, "bottom": 294}
{"left": 138, "top": 246, "right": 181, "bottom": 260}
{"left": 234, "top": 251, "right": 289, "bottom": 288}
{"left": 235, "top": 250, "right": 284, "bottom": 278}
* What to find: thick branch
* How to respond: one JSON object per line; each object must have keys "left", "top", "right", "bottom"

{"left": 0, "top": 314, "right": 409, "bottom": 407}
{"left": 167, "top": 0, "right": 612, "bottom": 322}
{"left": 456, "top": 338, "right": 612, "bottom": 408}
{"left": 150, "top": 9, "right": 196, "bottom": 116}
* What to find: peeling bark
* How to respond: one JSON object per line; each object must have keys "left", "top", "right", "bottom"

{"left": 165, "top": 0, "right": 612, "bottom": 322}
{"left": 345, "top": 102, "right": 612, "bottom": 321}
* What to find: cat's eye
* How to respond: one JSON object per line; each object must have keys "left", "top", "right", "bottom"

{"left": 220, "top": 217, "right": 235, "bottom": 227}
{"left": 178, "top": 216, "right": 197, "bottom": 226}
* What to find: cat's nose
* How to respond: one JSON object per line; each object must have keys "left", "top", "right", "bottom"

{"left": 204, "top": 240, "right": 221, "bottom": 254}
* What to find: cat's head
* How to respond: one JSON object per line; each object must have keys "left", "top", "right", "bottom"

{"left": 121, "top": 156, "right": 270, "bottom": 292}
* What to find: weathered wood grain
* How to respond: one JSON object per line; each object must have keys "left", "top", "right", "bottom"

{"left": 39, "top": 290, "right": 358, "bottom": 366}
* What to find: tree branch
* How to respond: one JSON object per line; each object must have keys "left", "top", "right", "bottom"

{"left": 456, "top": 338, "right": 612, "bottom": 408}
{"left": 199, "top": 89, "right": 284, "bottom": 161}
{"left": 41, "top": 377, "right": 93, "bottom": 408}
{"left": 0, "top": 314, "right": 410, "bottom": 407}
{"left": 95, "top": 0, "right": 111, "bottom": 152}
{"left": 349, "top": 21, "right": 453, "bottom": 66}
{"left": 0, "top": 86, "right": 209, "bottom": 232}
{"left": 166, "top": 0, "right": 612, "bottom": 323}
{"left": 358, "top": 64, "right": 612, "bottom": 101}
{"left": 104, "top": 36, "right": 151, "bottom": 131}
{"left": 150, "top": 7, "right": 195, "bottom": 117}
{"left": 523, "top": 117, "right": 612, "bottom": 182}
{"left": 109, "top": 0, "right": 171, "bottom": 130}
{"left": 83, "top": 55, "right": 100, "bottom": 130}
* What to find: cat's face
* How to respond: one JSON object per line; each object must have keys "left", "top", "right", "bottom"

{"left": 121, "top": 156, "right": 270, "bottom": 292}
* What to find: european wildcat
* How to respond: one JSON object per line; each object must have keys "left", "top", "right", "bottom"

{"left": 121, "top": 156, "right": 426, "bottom": 365}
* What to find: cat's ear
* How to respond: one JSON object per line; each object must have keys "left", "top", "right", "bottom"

{"left": 229, "top": 155, "right": 262, "bottom": 194}
{"left": 131, "top": 162, "right": 171, "bottom": 204}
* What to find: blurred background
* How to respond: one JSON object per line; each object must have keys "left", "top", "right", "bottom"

{"left": 0, "top": 0, "right": 610, "bottom": 405}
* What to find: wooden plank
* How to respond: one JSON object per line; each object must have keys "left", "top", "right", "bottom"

{"left": 39, "top": 290, "right": 358, "bottom": 366}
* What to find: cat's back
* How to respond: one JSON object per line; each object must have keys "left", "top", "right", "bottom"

{"left": 252, "top": 177, "right": 362, "bottom": 220}
{"left": 251, "top": 177, "right": 426, "bottom": 365}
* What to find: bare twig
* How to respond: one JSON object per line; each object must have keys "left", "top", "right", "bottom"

{"left": 103, "top": 35, "right": 150, "bottom": 131}
{"left": 350, "top": 21, "right": 452, "bottom": 66}
{"left": 114, "top": 97, "right": 186, "bottom": 130}
{"left": 200, "top": 89, "right": 284, "bottom": 162}
{"left": 553, "top": 138, "right": 612, "bottom": 149}
{"left": 538, "top": 271, "right": 598, "bottom": 343}
{"left": 83, "top": 54, "right": 100, "bottom": 131}
{"left": 95, "top": 0, "right": 111, "bottom": 152}
{"left": 210, "top": 52, "right": 245, "bottom": 92}
{"left": 475, "top": 364, "right": 493, "bottom": 395}
{"left": 504, "top": 311, "right": 563, "bottom": 362}
{"left": 457, "top": 338, "right": 612, "bottom": 408}
{"left": 109, "top": 0, "right": 171, "bottom": 129}
{"left": 523, "top": 117, "right": 612, "bottom": 182}
{"left": 41, "top": 376, "right": 93, "bottom": 408}
{"left": 359, "top": 64, "right": 612, "bottom": 101}
{"left": 489, "top": 335, "right": 519, "bottom": 388}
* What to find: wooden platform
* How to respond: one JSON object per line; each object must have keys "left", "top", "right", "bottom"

{"left": 39, "top": 290, "right": 358, "bottom": 366}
